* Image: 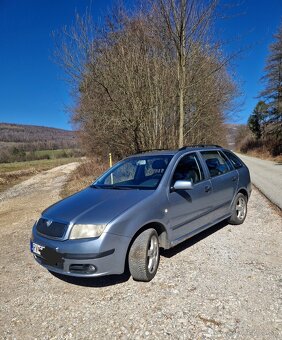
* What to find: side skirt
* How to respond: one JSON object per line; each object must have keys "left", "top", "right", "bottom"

{"left": 169, "top": 213, "right": 231, "bottom": 248}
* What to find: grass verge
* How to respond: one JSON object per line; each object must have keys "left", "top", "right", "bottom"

{"left": 236, "top": 149, "right": 282, "bottom": 163}
{"left": 251, "top": 150, "right": 281, "bottom": 162}
{"left": 60, "top": 159, "right": 108, "bottom": 198}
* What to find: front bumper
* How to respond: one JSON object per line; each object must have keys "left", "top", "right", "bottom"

{"left": 31, "top": 228, "right": 131, "bottom": 277}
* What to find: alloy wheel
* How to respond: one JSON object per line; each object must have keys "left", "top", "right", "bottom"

{"left": 147, "top": 235, "right": 159, "bottom": 273}
{"left": 236, "top": 197, "right": 246, "bottom": 220}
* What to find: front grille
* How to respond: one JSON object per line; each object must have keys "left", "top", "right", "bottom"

{"left": 36, "top": 218, "right": 68, "bottom": 238}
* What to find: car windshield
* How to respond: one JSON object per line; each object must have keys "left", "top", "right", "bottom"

{"left": 92, "top": 155, "right": 173, "bottom": 190}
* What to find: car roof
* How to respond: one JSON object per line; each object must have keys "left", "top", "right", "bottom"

{"left": 130, "top": 145, "right": 224, "bottom": 157}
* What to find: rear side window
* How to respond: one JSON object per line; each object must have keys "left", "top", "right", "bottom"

{"left": 201, "top": 151, "right": 231, "bottom": 178}
{"left": 223, "top": 150, "right": 243, "bottom": 169}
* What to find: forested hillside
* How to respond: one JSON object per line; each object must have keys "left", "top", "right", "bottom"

{"left": 0, "top": 123, "right": 78, "bottom": 162}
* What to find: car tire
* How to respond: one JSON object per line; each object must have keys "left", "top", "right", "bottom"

{"left": 228, "top": 193, "right": 248, "bottom": 225}
{"left": 128, "top": 228, "right": 160, "bottom": 282}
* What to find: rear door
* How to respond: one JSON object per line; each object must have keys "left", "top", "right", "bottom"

{"left": 200, "top": 150, "right": 238, "bottom": 220}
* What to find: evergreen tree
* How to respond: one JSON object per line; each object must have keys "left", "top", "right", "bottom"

{"left": 260, "top": 21, "right": 282, "bottom": 139}
{"left": 248, "top": 101, "right": 267, "bottom": 140}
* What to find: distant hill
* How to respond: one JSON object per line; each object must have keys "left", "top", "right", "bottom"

{"left": 0, "top": 123, "right": 77, "bottom": 148}
{"left": 0, "top": 123, "right": 79, "bottom": 162}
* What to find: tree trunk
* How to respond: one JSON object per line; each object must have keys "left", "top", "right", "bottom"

{"left": 178, "top": 73, "right": 185, "bottom": 147}
{"left": 178, "top": 0, "right": 186, "bottom": 148}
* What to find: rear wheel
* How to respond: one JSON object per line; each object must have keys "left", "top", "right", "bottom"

{"left": 128, "top": 228, "right": 160, "bottom": 282}
{"left": 228, "top": 193, "right": 247, "bottom": 225}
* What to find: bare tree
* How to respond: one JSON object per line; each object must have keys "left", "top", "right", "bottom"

{"left": 156, "top": 0, "right": 218, "bottom": 147}
{"left": 55, "top": 2, "right": 237, "bottom": 159}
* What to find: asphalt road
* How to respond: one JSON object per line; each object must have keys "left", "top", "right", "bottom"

{"left": 236, "top": 154, "right": 282, "bottom": 209}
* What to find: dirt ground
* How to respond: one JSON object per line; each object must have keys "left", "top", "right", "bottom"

{"left": 0, "top": 163, "right": 281, "bottom": 339}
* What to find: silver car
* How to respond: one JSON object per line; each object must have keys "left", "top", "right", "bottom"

{"left": 31, "top": 145, "right": 251, "bottom": 282}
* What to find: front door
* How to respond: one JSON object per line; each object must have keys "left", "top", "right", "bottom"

{"left": 167, "top": 153, "right": 213, "bottom": 243}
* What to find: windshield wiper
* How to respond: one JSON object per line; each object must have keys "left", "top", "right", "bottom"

{"left": 90, "top": 184, "right": 102, "bottom": 189}
{"left": 110, "top": 185, "right": 135, "bottom": 190}
{"left": 91, "top": 184, "right": 139, "bottom": 190}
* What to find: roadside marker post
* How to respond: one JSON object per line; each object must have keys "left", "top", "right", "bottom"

{"left": 109, "top": 153, "right": 113, "bottom": 184}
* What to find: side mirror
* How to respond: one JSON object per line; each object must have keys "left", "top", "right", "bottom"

{"left": 172, "top": 180, "right": 194, "bottom": 191}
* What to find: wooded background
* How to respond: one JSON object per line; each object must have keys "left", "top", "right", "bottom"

{"left": 56, "top": 0, "right": 238, "bottom": 159}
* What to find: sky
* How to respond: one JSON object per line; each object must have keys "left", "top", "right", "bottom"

{"left": 0, "top": 0, "right": 281, "bottom": 131}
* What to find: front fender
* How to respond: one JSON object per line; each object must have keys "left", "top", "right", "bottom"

{"left": 105, "top": 190, "right": 171, "bottom": 240}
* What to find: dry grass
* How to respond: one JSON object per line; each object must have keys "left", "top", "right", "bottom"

{"left": 236, "top": 146, "right": 282, "bottom": 163}
{"left": 60, "top": 159, "right": 108, "bottom": 198}
{"left": 242, "top": 149, "right": 282, "bottom": 163}
{"left": 238, "top": 136, "right": 281, "bottom": 162}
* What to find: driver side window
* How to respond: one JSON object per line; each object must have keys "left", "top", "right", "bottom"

{"left": 172, "top": 153, "right": 204, "bottom": 185}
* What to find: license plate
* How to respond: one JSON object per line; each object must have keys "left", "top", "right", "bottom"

{"left": 31, "top": 242, "right": 45, "bottom": 256}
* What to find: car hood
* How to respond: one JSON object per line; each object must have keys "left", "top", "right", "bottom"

{"left": 42, "top": 187, "right": 154, "bottom": 225}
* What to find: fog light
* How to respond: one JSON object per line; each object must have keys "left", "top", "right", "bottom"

{"left": 69, "top": 264, "right": 97, "bottom": 274}
{"left": 87, "top": 264, "right": 96, "bottom": 273}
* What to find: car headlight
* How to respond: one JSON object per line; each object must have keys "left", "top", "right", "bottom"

{"left": 69, "top": 224, "right": 107, "bottom": 239}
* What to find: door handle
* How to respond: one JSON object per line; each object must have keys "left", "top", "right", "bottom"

{"left": 205, "top": 185, "right": 211, "bottom": 192}
{"left": 232, "top": 176, "right": 238, "bottom": 182}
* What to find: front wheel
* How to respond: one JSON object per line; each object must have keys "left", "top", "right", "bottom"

{"left": 228, "top": 193, "right": 248, "bottom": 225}
{"left": 128, "top": 228, "right": 160, "bottom": 282}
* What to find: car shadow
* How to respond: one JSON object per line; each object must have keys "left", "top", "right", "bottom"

{"left": 50, "top": 220, "right": 229, "bottom": 287}
{"left": 50, "top": 270, "right": 131, "bottom": 287}
{"left": 161, "top": 219, "right": 229, "bottom": 258}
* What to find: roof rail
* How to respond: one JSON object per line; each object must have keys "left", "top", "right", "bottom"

{"left": 178, "top": 144, "right": 222, "bottom": 151}
{"left": 134, "top": 148, "right": 169, "bottom": 154}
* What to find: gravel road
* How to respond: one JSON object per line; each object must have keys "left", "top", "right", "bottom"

{"left": 0, "top": 163, "right": 281, "bottom": 339}
{"left": 236, "top": 154, "right": 282, "bottom": 209}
